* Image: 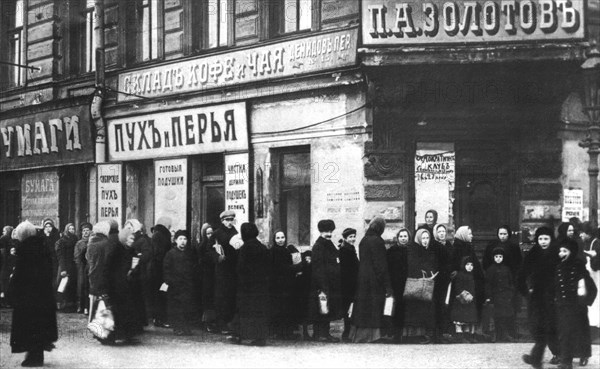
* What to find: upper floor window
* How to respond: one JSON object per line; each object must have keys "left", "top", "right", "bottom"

{"left": 282, "top": 0, "right": 312, "bottom": 34}
{"left": 3, "top": 0, "right": 26, "bottom": 88}
{"left": 83, "top": 0, "right": 97, "bottom": 72}
{"left": 192, "top": 0, "right": 232, "bottom": 51}
{"left": 141, "top": 0, "right": 162, "bottom": 61}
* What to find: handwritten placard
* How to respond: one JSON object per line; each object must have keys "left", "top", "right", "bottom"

{"left": 21, "top": 170, "right": 59, "bottom": 227}
{"left": 225, "top": 153, "right": 250, "bottom": 225}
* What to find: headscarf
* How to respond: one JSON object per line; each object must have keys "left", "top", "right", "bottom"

{"left": 42, "top": 218, "right": 55, "bottom": 229}
{"left": 367, "top": 216, "right": 386, "bottom": 237}
{"left": 241, "top": 223, "right": 259, "bottom": 242}
{"left": 199, "top": 223, "right": 212, "bottom": 242}
{"left": 272, "top": 230, "right": 287, "bottom": 247}
{"left": 63, "top": 223, "right": 75, "bottom": 236}
{"left": 15, "top": 221, "right": 37, "bottom": 241}
{"left": 155, "top": 216, "right": 173, "bottom": 229}
{"left": 455, "top": 226, "right": 471, "bottom": 243}
{"left": 124, "top": 219, "right": 144, "bottom": 234}
{"left": 93, "top": 221, "right": 111, "bottom": 237}
{"left": 118, "top": 227, "right": 134, "bottom": 245}
{"left": 496, "top": 225, "right": 512, "bottom": 241}
{"left": 557, "top": 222, "right": 575, "bottom": 240}
{"left": 414, "top": 228, "right": 431, "bottom": 247}
{"left": 433, "top": 224, "right": 447, "bottom": 243}
{"left": 425, "top": 209, "right": 438, "bottom": 225}
{"left": 3, "top": 226, "right": 14, "bottom": 236}
{"left": 396, "top": 228, "right": 412, "bottom": 246}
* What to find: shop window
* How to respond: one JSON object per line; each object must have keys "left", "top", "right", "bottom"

{"left": 268, "top": 0, "right": 316, "bottom": 37}
{"left": 1, "top": 0, "right": 26, "bottom": 89}
{"left": 191, "top": 0, "right": 233, "bottom": 51}
{"left": 279, "top": 148, "right": 311, "bottom": 246}
{"left": 69, "top": 0, "right": 97, "bottom": 74}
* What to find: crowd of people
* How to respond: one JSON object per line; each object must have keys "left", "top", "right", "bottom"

{"left": 0, "top": 209, "right": 599, "bottom": 369}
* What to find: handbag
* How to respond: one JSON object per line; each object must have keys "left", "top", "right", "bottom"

{"left": 403, "top": 270, "right": 438, "bottom": 301}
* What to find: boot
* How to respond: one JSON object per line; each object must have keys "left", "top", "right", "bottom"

{"left": 21, "top": 350, "right": 43, "bottom": 367}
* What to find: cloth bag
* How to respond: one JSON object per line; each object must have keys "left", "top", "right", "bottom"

{"left": 403, "top": 271, "right": 438, "bottom": 302}
{"left": 87, "top": 297, "right": 115, "bottom": 340}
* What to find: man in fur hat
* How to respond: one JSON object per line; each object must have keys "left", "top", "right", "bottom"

{"left": 309, "top": 219, "right": 342, "bottom": 342}
{"left": 339, "top": 228, "right": 358, "bottom": 342}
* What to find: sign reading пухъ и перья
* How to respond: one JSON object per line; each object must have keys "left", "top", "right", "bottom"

{"left": 362, "top": 0, "right": 584, "bottom": 45}
{"left": 117, "top": 28, "right": 358, "bottom": 101}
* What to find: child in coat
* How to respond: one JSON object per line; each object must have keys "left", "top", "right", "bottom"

{"left": 451, "top": 256, "right": 479, "bottom": 343}
{"left": 485, "top": 247, "right": 516, "bottom": 342}
{"left": 163, "top": 230, "right": 200, "bottom": 336}
{"left": 555, "top": 239, "right": 596, "bottom": 369}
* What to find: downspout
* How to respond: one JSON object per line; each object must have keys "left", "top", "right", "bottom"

{"left": 91, "top": 0, "right": 106, "bottom": 164}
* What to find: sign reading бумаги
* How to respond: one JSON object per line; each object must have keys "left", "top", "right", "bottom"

{"left": 107, "top": 102, "right": 248, "bottom": 161}
{"left": 362, "top": 0, "right": 584, "bottom": 45}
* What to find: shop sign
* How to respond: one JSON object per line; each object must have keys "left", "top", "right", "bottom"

{"left": 117, "top": 28, "right": 358, "bottom": 101}
{"left": 0, "top": 105, "right": 94, "bottom": 171}
{"left": 362, "top": 0, "right": 585, "bottom": 45}
{"left": 562, "top": 188, "right": 583, "bottom": 221}
{"left": 225, "top": 153, "right": 250, "bottom": 225}
{"left": 108, "top": 102, "right": 248, "bottom": 161}
{"left": 415, "top": 144, "right": 455, "bottom": 225}
{"left": 155, "top": 158, "right": 187, "bottom": 233}
{"left": 97, "top": 164, "right": 123, "bottom": 226}
{"left": 21, "top": 170, "right": 59, "bottom": 227}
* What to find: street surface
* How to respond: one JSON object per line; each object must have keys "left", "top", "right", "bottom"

{"left": 1, "top": 309, "right": 598, "bottom": 369}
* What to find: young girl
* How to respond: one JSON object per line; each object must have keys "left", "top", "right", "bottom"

{"left": 485, "top": 248, "right": 516, "bottom": 342}
{"left": 451, "top": 256, "right": 479, "bottom": 343}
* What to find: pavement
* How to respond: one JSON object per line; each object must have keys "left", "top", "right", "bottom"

{"left": 1, "top": 309, "right": 599, "bottom": 369}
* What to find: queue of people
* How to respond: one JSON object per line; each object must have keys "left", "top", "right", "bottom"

{"left": 1, "top": 210, "right": 599, "bottom": 368}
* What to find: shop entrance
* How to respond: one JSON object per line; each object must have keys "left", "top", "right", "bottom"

{"left": 454, "top": 141, "right": 511, "bottom": 249}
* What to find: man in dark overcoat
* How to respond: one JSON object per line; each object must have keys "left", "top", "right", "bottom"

{"left": 309, "top": 219, "right": 342, "bottom": 342}
{"left": 518, "top": 226, "right": 561, "bottom": 369}
{"left": 145, "top": 217, "right": 172, "bottom": 328}
{"left": 339, "top": 227, "right": 359, "bottom": 341}
{"left": 74, "top": 222, "right": 92, "bottom": 314}
{"left": 210, "top": 210, "right": 239, "bottom": 334}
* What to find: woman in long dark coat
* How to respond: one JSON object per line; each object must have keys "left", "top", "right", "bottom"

{"left": 403, "top": 228, "right": 439, "bottom": 344}
{"left": 41, "top": 219, "right": 59, "bottom": 292}
{"left": 235, "top": 223, "right": 270, "bottom": 346}
{"left": 73, "top": 223, "right": 92, "bottom": 314}
{"left": 55, "top": 223, "right": 78, "bottom": 310}
{"left": 519, "top": 226, "right": 561, "bottom": 369}
{"left": 431, "top": 224, "right": 455, "bottom": 342}
{"left": 269, "top": 230, "right": 302, "bottom": 339}
{"left": 387, "top": 228, "right": 410, "bottom": 342}
{"left": 351, "top": 217, "right": 392, "bottom": 343}
{"left": 10, "top": 221, "right": 58, "bottom": 367}
{"left": 0, "top": 226, "right": 15, "bottom": 306}
{"left": 196, "top": 223, "right": 215, "bottom": 330}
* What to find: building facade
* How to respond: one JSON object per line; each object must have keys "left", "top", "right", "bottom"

{"left": 1, "top": 0, "right": 598, "bottom": 250}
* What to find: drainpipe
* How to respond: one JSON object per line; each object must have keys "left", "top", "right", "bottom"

{"left": 91, "top": 0, "right": 106, "bottom": 164}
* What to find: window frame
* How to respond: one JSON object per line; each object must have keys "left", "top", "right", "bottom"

{"left": 265, "top": 0, "right": 319, "bottom": 39}
{"left": 1, "top": 0, "right": 27, "bottom": 90}
{"left": 190, "top": 0, "right": 234, "bottom": 53}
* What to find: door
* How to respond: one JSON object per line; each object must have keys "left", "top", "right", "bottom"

{"left": 455, "top": 141, "right": 511, "bottom": 251}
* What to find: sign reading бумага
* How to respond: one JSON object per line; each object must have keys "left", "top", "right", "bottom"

{"left": 362, "top": 0, "right": 584, "bottom": 45}
{"left": 107, "top": 102, "right": 247, "bottom": 161}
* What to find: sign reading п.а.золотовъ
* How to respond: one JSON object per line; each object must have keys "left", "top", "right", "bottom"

{"left": 107, "top": 102, "right": 247, "bottom": 161}
{"left": 117, "top": 28, "right": 358, "bottom": 101}
{"left": 362, "top": 0, "right": 584, "bottom": 45}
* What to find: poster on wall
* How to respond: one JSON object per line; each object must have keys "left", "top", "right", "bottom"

{"left": 155, "top": 158, "right": 188, "bottom": 233}
{"left": 415, "top": 143, "right": 455, "bottom": 227}
{"left": 225, "top": 153, "right": 250, "bottom": 226}
{"left": 562, "top": 188, "right": 583, "bottom": 221}
{"left": 97, "top": 164, "right": 123, "bottom": 226}
{"left": 21, "top": 170, "right": 59, "bottom": 227}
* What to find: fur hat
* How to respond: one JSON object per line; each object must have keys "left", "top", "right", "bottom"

{"left": 118, "top": 227, "right": 134, "bottom": 245}
{"left": 461, "top": 255, "right": 474, "bottom": 269}
{"left": 317, "top": 219, "right": 335, "bottom": 232}
{"left": 174, "top": 229, "right": 189, "bottom": 240}
{"left": 367, "top": 217, "right": 386, "bottom": 237}
{"left": 15, "top": 221, "right": 38, "bottom": 241}
{"left": 342, "top": 228, "right": 357, "bottom": 239}
{"left": 241, "top": 223, "right": 259, "bottom": 242}
{"left": 559, "top": 238, "right": 579, "bottom": 255}
{"left": 93, "top": 221, "right": 111, "bottom": 237}
{"left": 534, "top": 226, "right": 554, "bottom": 241}
{"left": 492, "top": 247, "right": 505, "bottom": 257}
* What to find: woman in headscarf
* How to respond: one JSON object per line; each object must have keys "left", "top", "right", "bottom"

{"left": 417, "top": 210, "right": 438, "bottom": 235}
{"left": 55, "top": 223, "right": 78, "bottom": 311}
{"left": 403, "top": 228, "right": 439, "bottom": 344}
{"left": 339, "top": 228, "right": 359, "bottom": 342}
{"left": 432, "top": 224, "right": 455, "bottom": 342}
{"left": 235, "top": 223, "right": 271, "bottom": 346}
{"left": 387, "top": 228, "right": 410, "bottom": 342}
{"left": 196, "top": 223, "right": 216, "bottom": 331}
{"left": 269, "top": 230, "right": 302, "bottom": 339}
{"left": 351, "top": 217, "right": 392, "bottom": 343}
{"left": 452, "top": 226, "right": 485, "bottom": 324}
{"left": 0, "top": 225, "right": 14, "bottom": 307}
{"left": 10, "top": 221, "right": 58, "bottom": 367}
{"left": 41, "top": 219, "right": 59, "bottom": 291}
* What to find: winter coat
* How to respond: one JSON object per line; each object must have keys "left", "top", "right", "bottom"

{"left": 210, "top": 225, "right": 239, "bottom": 324}
{"left": 309, "top": 236, "right": 342, "bottom": 322}
{"left": 352, "top": 230, "right": 391, "bottom": 328}
{"left": 147, "top": 225, "right": 172, "bottom": 285}
{"left": 289, "top": 248, "right": 312, "bottom": 322}
{"left": 43, "top": 228, "right": 60, "bottom": 287}
{"left": 451, "top": 269, "right": 478, "bottom": 324}
{"left": 555, "top": 256, "right": 594, "bottom": 359}
{"left": 403, "top": 242, "right": 439, "bottom": 329}
{"left": 55, "top": 233, "right": 78, "bottom": 290}
{"left": 452, "top": 239, "right": 485, "bottom": 311}
{"left": 484, "top": 263, "right": 515, "bottom": 318}
{"left": 270, "top": 244, "right": 301, "bottom": 329}
{"left": 237, "top": 237, "right": 271, "bottom": 340}
{"left": 584, "top": 238, "right": 600, "bottom": 272}
{"left": 198, "top": 236, "right": 215, "bottom": 311}
{"left": 387, "top": 244, "right": 408, "bottom": 330}
{"left": 163, "top": 246, "right": 200, "bottom": 326}
{"left": 10, "top": 235, "right": 58, "bottom": 353}
{"left": 110, "top": 243, "right": 144, "bottom": 339}
{"left": 86, "top": 233, "right": 117, "bottom": 296}
{"left": 432, "top": 240, "right": 454, "bottom": 328}
{"left": 517, "top": 243, "right": 560, "bottom": 341}
{"left": 339, "top": 241, "right": 359, "bottom": 313}
{"left": 73, "top": 237, "right": 89, "bottom": 268}
{"left": 0, "top": 239, "right": 16, "bottom": 295}
{"left": 483, "top": 240, "right": 522, "bottom": 277}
